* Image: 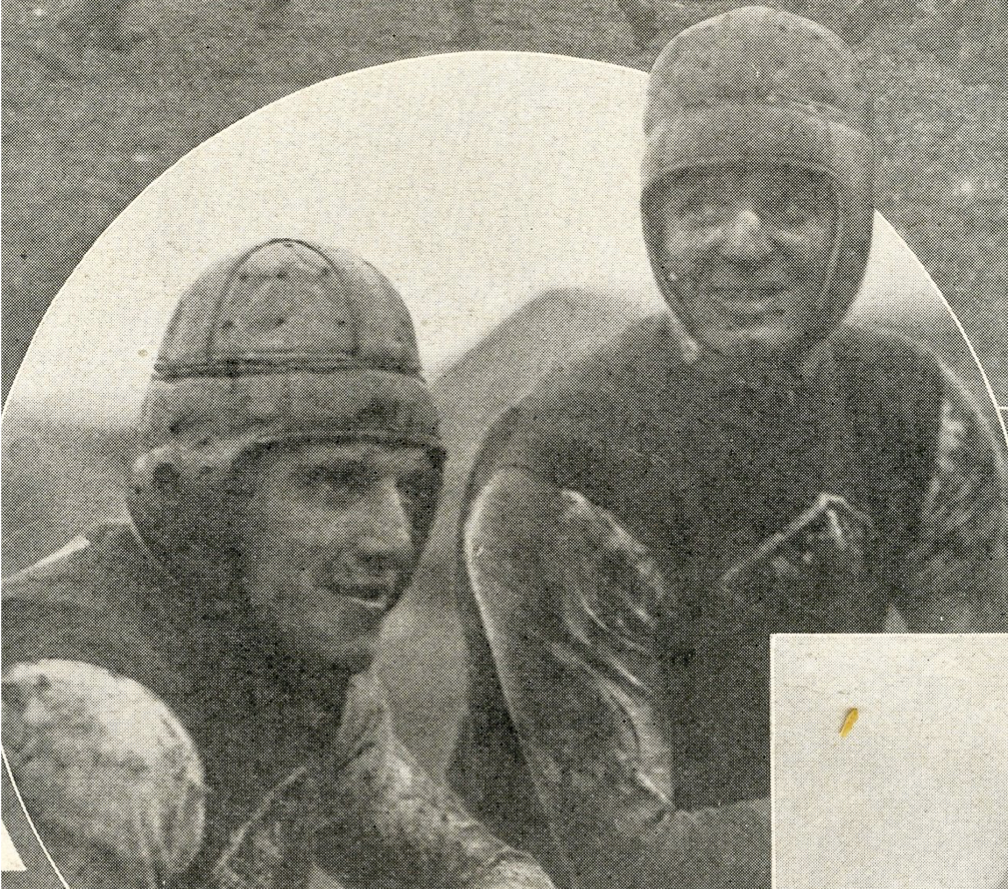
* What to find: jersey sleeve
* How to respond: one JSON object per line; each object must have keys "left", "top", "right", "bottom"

{"left": 461, "top": 467, "right": 770, "bottom": 889}
{"left": 313, "top": 667, "right": 556, "bottom": 889}
{"left": 898, "top": 367, "right": 1008, "bottom": 631}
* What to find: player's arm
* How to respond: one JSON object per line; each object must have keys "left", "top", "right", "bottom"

{"left": 897, "top": 369, "right": 1008, "bottom": 631}
{"left": 462, "top": 467, "right": 769, "bottom": 889}
{"left": 313, "top": 667, "right": 556, "bottom": 889}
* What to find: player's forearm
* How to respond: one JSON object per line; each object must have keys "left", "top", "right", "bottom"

{"left": 900, "top": 380, "right": 1008, "bottom": 631}
{"left": 319, "top": 672, "right": 556, "bottom": 889}
{"left": 463, "top": 852, "right": 559, "bottom": 889}
{"left": 521, "top": 720, "right": 768, "bottom": 889}
{"left": 561, "top": 795, "right": 769, "bottom": 889}
{"left": 464, "top": 468, "right": 770, "bottom": 889}
{"left": 318, "top": 777, "right": 556, "bottom": 889}
{"left": 358, "top": 754, "right": 557, "bottom": 889}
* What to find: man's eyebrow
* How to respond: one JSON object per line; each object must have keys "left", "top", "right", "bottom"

{"left": 671, "top": 169, "right": 719, "bottom": 188}
{"left": 290, "top": 460, "right": 362, "bottom": 478}
{"left": 314, "top": 446, "right": 432, "bottom": 473}
{"left": 388, "top": 450, "right": 435, "bottom": 472}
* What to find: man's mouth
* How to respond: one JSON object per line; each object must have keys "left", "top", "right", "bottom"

{"left": 312, "top": 577, "right": 400, "bottom": 611}
{"left": 706, "top": 285, "right": 789, "bottom": 320}
{"left": 343, "top": 586, "right": 394, "bottom": 611}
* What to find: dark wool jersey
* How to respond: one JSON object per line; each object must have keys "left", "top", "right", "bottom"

{"left": 494, "top": 315, "right": 941, "bottom": 625}
{"left": 2, "top": 522, "right": 550, "bottom": 889}
{"left": 449, "top": 312, "right": 1007, "bottom": 888}
{"left": 3, "top": 522, "right": 348, "bottom": 884}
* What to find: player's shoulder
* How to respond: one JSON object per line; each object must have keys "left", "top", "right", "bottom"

{"left": 2, "top": 519, "right": 177, "bottom": 687}
{"left": 574, "top": 310, "right": 692, "bottom": 377}
{"left": 520, "top": 311, "right": 691, "bottom": 411}
{"left": 2, "top": 519, "right": 153, "bottom": 619}
{"left": 821, "top": 320, "right": 950, "bottom": 413}
{"left": 829, "top": 320, "right": 944, "bottom": 378}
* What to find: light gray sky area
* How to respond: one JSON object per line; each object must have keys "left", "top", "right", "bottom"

{"left": 4, "top": 53, "right": 1005, "bottom": 443}
{"left": 5, "top": 55, "right": 658, "bottom": 427}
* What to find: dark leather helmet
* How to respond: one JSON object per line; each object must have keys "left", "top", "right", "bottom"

{"left": 641, "top": 6, "right": 875, "bottom": 346}
{"left": 128, "top": 239, "right": 443, "bottom": 584}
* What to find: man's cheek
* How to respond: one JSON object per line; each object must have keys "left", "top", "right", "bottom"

{"left": 245, "top": 544, "right": 300, "bottom": 612}
{"left": 658, "top": 235, "right": 712, "bottom": 288}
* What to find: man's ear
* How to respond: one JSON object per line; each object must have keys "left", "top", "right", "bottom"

{"left": 150, "top": 461, "right": 182, "bottom": 499}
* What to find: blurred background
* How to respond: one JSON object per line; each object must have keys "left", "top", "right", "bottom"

{"left": 4, "top": 0, "right": 1008, "bottom": 404}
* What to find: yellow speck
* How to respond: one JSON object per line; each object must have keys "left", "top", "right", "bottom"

{"left": 840, "top": 707, "right": 859, "bottom": 737}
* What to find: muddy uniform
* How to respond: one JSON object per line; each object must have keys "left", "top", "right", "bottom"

{"left": 3, "top": 523, "right": 548, "bottom": 889}
{"left": 450, "top": 315, "right": 1007, "bottom": 888}
{"left": 448, "top": 9, "right": 1008, "bottom": 889}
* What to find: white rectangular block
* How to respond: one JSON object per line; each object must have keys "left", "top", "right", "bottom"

{"left": 772, "top": 634, "right": 1008, "bottom": 889}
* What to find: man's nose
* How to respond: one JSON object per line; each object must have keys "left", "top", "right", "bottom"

{"left": 351, "top": 480, "right": 415, "bottom": 571}
{"left": 717, "top": 206, "right": 771, "bottom": 260}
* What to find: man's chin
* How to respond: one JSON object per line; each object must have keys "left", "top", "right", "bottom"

{"left": 298, "top": 631, "right": 381, "bottom": 674}
{"left": 699, "top": 324, "right": 804, "bottom": 363}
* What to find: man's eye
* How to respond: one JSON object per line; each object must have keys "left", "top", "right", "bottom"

{"left": 764, "top": 194, "right": 813, "bottom": 226}
{"left": 294, "top": 464, "right": 370, "bottom": 499}
{"left": 780, "top": 202, "right": 809, "bottom": 224}
{"left": 397, "top": 472, "right": 431, "bottom": 504}
{"left": 763, "top": 173, "right": 833, "bottom": 227}
{"left": 327, "top": 463, "right": 372, "bottom": 497}
{"left": 296, "top": 467, "right": 327, "bottom": 490}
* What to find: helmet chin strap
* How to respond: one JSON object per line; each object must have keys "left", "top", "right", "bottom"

{"left": 806, "top": 193, "right": 846, "bottom": 342}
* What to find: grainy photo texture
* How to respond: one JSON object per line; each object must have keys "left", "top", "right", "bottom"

{"left": 3, "top": 6, "right": 1008, "bottom": 889}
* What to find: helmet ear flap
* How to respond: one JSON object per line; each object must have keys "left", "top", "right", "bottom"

{"left": 129, "top": 446, "right": 182, "bottom": 550}
{"left": 129, "top": 445, "right": 247, "bottom": 590}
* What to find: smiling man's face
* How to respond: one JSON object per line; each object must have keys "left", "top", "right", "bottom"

{"left": 240, "top": 440, "right": 437, "bottom": 671}
{"left": 653, "top": 163, "right": 838, "bottom": 361}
